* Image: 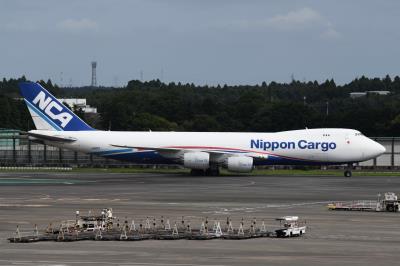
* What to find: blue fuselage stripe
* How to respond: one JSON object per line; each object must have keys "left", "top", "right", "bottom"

{"left": 90, "top": 148, "right": 133, "bottom": 156}
{"left": 93, "top": 150, "right": 341, "bottom": 166}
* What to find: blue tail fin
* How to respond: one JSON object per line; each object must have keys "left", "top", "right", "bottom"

{"left": 19, "top": 82, "right": 94, "bottom": 131}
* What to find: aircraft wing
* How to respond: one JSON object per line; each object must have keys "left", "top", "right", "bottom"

{"left": 110, "top": 144, "right": 183, "bottom": 153}
{"left": 110, "top": 144, "right": 268, "bottom": 158}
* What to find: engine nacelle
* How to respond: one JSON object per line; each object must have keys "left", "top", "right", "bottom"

{"left": 226, "top": 156, "right": 253, "bottom": 173}
{"left": 183, "top": 152, "right": 209, "bottom": 169}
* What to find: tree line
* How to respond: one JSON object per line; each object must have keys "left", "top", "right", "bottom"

{"left": 1, "top": 75, "right": 400, "bottom": 137}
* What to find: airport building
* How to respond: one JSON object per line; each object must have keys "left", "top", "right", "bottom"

{"left": 58, "top": 98, "right": 97, "bottom": 113}
{"left": 349, "top": 91, "right": 391, "bottom": 98}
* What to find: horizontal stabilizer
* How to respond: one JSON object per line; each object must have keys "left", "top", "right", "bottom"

{"left": 27, "top": 132, "right": 77, "bottom": 142}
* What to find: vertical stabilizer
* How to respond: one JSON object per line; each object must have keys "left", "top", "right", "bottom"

{"left": 19, "top": 82, "right": 94, "bottom": 131}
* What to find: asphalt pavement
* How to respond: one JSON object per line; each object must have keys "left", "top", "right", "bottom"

{"left": 1, "top": 171, "right": 400, "bottom": 266}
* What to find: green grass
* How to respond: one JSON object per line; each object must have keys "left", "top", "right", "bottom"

{"left": 71, "top": 167, "right": 188, "bottom": 174}
{"left": 249, "top": 169, "right": 400, "bottom": 176}
{"left": 64, "top": 167, "right": 400, "bottom": 176}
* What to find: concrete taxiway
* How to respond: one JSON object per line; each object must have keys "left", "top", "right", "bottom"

{"left": 1, "top": 171, "right": 400, "bottom": 265}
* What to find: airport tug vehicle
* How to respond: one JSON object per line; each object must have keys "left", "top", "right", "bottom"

{"left": 275, "top": 216, "right": 306, "bottom": 237}
{"left": 75, "top": 208, "right": 115, "bottom": 231}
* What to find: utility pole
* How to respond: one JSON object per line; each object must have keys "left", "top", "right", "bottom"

{"left": 326, "top": 101, "right": 329, "bottom": 116}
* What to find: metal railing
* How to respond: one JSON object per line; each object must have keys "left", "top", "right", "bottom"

{"left": 0, "top": 132, "right": 134, "bottom": 167}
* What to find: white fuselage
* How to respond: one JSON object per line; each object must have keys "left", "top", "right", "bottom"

{"left": 30, "top": 128, "right": 385, "bottom": 166}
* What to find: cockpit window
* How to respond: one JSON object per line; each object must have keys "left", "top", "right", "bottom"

{"left": 355, "top": 132, "right": 363, "bottom": 136}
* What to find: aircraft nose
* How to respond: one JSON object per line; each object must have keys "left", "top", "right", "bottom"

{"left": 369, "top": 141, "right": 385, "bottom": 158}
{"left": 363, "top": 139, "right": 385, "bottom": 160}
{"left": 376, "top": 142, "right": 386, "bottom": 155}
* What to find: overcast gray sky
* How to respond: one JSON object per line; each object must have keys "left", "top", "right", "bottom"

{"left": 1, "top": 0, "right": 399, "bottom": 86}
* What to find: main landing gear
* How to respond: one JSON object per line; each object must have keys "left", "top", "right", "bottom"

{"left": 190, "top": 166, "right": 220, "bottom": 176}
{"left": 206, "top": 167, "right": 220, "bottom": 176}
{"left": 190, "top": 169, "right": 204, "bottom": 176}
{"left": 344, "top": 163, "right": 353, "bottom": 177}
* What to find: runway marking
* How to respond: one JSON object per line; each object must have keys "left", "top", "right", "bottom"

{"left": 313, "top": 234, "right": 400, "bottom": 241}
{"left": 0, "top": 178, "right": 87, "bottom": 185}
{"left": 5, "top": 220, "right": 30, "bottom": 224}
{"left": 56, "top": 198, "right": 81, "bottom": 201}
{"left": 2, "top": 260, "right": 228, "bottom": 266}
{"left": 40, "top": 195, "right": 52, "bottom": 200}
{"left": 203, "top": 201, "right": 333, "bottom": 214}
{"left": 82, "top": 198, "right": 102, "bottom": 201}
{"left": 0, "top": 204, "right": 50, "bottom": 207}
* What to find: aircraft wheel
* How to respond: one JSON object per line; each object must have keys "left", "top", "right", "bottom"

{"left": 205, "top": 167, "right": 220, "bottom": 176}
{"left": 344, "top": 170, "right": 352, "bottom": 177}
{"left": 387, "top": 205, "right": 395, "bottom": 212}
{"left": 190, "top": 169, "right": 205, "bottom": 176}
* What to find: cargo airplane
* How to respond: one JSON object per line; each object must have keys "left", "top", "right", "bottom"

{"left": 19, "top": 82, "right": 385, "bottom": 177}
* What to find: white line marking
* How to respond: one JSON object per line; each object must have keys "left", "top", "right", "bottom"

{"left": 0, "top": 204, "right": 50, "bottom": 207}
{"left": 0, "top": 260, "right": 228, "bottom": 266}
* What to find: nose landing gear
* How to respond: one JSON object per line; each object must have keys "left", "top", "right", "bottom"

{"left": 344, "top": 164, "right": 353, "bottom": 177}
{"left": 344, "top": 170, "right": 352, "bottom": 177}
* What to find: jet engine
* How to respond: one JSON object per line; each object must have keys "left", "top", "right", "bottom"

{"left": 183, "top": 152, "right": 209, "bottom": 169}
{"left": 225, "top": 156, "right": 253, "bottom": 173}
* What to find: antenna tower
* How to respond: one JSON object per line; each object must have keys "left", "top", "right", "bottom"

{"left": 91, "top": 61, "right": 97, "bottom": 87}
